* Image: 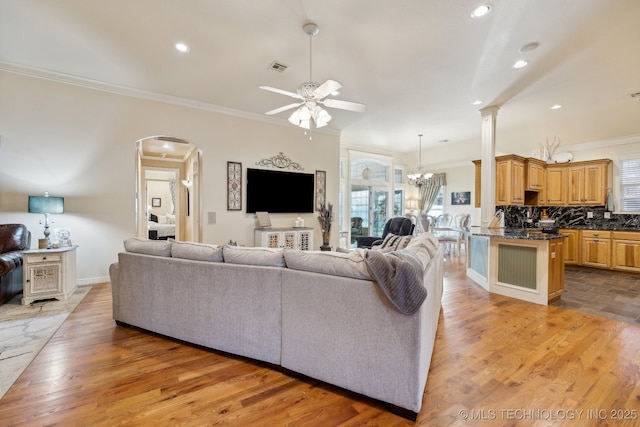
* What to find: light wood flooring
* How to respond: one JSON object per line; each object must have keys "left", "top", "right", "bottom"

{"left": 1, "top": 258, "right": 640, "bottom": 426}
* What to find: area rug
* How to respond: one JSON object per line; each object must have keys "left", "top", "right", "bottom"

{"left": 0, "top": 286, "right": 92, "bottom": 399}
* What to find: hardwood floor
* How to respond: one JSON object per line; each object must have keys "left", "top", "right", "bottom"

{"left": 2, "top": 258, "right": 640, "bottom": 426}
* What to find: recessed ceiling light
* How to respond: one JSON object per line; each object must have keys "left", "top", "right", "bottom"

{"left": 438, "top": 139, "right": 450, "bottom": 143}
{"left": 550, "top": 104, "right": 563, "bottom": 110}
{"left": 470, "top": 4, "right": 492, "bottom": 18}
{"left": 174, "top": 42, "right": 190, "bottom": 53}
{"left": 513, "top": 59, "right": 528, "bottom": 69}
{"left": 472, "top": 99, "right": 483, "bottom": 106}
{"left": 520, "top": 42, "right": 541, "bottom": 53}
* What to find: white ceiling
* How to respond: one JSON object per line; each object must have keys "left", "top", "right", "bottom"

{"left": 1, "top": 0, "right": 639, "bottom": 157}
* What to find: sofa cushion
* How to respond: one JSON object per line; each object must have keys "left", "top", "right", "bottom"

{"left": 284, "top": 249, "right": 371, "bottom": 280}
{"left": 123, "top": 238, "right": 172, "bottom": 257}
{"left": 404, "top": 233, "right": 439, "bottom": 268}
{"left": 223, "top": 246, "right": 285, "bottom": 267}
{"left": 374, "top": 233, "right": 413, "bottom": 251}
{"left": 171, "top": 241, "right": 223, "bottom": 262}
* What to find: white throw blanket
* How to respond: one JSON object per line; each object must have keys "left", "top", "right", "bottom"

{"left": 363, "top": 249, "right": 427, "bottom": 315}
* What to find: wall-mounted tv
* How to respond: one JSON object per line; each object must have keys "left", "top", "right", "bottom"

{"left": 246, "top": 168, "right": 315, "bottom": 213}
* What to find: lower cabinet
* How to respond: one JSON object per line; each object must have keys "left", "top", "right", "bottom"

{"left": 581, "top": 230, "right": 611, "bottom": 269}
{"left": 612, "top": 231, "right": 640, "bottom": 273}
{"left": 559, "top": 229, "right": 580, "bottom": 265}
{"left": 255, "top": 227, "right": 313, "bottom": 251}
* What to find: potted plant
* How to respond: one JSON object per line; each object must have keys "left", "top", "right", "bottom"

{"left": 317, "top": 202, "right": 333, "bottom": 251}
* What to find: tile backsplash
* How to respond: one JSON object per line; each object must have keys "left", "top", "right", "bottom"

{"left": 500, "top": 205, "right": 640, "bottom": 230}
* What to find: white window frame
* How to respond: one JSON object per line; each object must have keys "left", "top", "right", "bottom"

{"left": 617, "top": 153, "right": 640, "bottom": 213}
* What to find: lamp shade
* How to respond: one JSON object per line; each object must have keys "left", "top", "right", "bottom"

{"left": 28, "top": 196, "right": 64, "bottom": 214}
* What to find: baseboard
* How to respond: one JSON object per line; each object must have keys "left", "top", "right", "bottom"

{"left": 76, "top": 276, "right": 110, "bottom": 286}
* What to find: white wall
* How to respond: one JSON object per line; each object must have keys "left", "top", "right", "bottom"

{"left": 0, "top": 72, "right": 340, "bottom": 283}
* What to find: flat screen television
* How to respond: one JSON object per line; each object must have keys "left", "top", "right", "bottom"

{"left": 246, "top": 168, "right": 315, "bottom": 213}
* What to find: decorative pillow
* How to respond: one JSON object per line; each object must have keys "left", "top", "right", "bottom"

{"left": 171, "top": 241, "right": 223, "bottom": 262}
{"left": 284, "top": 249, "right": 372, "bottom": 280}
{"left": 165, "top": 214, "right": 176, "bottom": 224}
{"left": 404, "top": 233, "right": 440, "bottom": 268}
{"left": 374, "top": 233, "right": 413, "bottom": 251}
{"left": 149, "top": 213, "right": 158, "bottom": 223}
{"left": 222, "top": 246, "right": 285, "bottom": 267}
{"left": 123, "top": 238, "right": 172, "bottom": 257}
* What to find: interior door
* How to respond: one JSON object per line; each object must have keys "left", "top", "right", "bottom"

{"left": 350, "top": 185, "right": 389, "bottom": 241}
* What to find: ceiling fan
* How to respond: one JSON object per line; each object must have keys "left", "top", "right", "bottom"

{"left": 260, "top": 23, "right": 366, "bottom": 130}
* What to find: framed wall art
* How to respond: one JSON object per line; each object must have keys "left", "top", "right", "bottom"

{"left": 151, "top": 198, "right": 161, "bottom": 207}
{"left": 451, "top": 191, "right": 471, "bottom": 205}
{"left": 315, "top": 170, "right": 326, "bottom": 211}
{"left": 227, "top": 161, "right": 242, "bottom": 210}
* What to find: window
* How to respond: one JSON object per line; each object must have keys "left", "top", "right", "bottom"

{"left": 393, "top": 189, "right": 404, "bottom": 216}
{"left": 427, "top": 186, "right": 445, "bottom": 218}
{"left": 394, "top": 167, "right": 404, "bottom": 184}
{"left": 620, "top": 154, "right": 640, "bottom": 212}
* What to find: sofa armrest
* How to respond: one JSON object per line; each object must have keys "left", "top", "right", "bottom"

{"left": 0, "top": 251, "right": 23, "bottom": 276}
{"left": 356, "top": 236, "right": 381, "bottom": 248}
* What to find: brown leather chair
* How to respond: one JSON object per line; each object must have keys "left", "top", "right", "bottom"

{"left": 0, "top": 224, "right": 31, "bottom": 304}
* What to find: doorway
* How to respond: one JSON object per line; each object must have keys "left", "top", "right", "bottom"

{"left": 135, "top": 136, "right": 202, "bottom": 242}
{"left": 350, "top": 185, "right": 389, "bottom": 245}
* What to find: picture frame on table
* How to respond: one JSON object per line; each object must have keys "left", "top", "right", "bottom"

{"left": 53, "top": 228, "right": 72, "bottom": 247}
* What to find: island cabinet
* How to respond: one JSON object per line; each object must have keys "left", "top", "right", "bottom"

{"left": 559, "top": 228, "right": 580, "bottom": 265}
{"left": 581, "top": 230, "right": 611, "bottom": 269}
{"left": 545, "top": 165, "right": 567, "bottom": 206}
{"left": 611, "top": 231, "right": 640, "bottom": 273}
{"left": 567, "top": 160, "right": 611, "bottom": 205}
{"left": 548, "top": 239, "right": 565, "bottom": 303}
{"left": 495, "top": 155, "right": 525, "bottom": 205}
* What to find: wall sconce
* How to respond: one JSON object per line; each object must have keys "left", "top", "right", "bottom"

{"left": 28, "top": 192, "right": 64, "bottom": 248}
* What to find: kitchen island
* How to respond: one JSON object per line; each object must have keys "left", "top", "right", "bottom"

{"left": 464, "top": 227, "right": 567, "bottom": 305}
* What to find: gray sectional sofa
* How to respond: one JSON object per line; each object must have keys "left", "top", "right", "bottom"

{"left": 109, "top": 233, "right": 444, "bottom": 420}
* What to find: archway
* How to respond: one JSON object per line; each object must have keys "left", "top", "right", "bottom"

{"left": 135, "top": 136, "right": 202, "bottom": 242}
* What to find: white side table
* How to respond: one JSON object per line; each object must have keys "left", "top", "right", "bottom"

{"left": 22, "top": 245, "right": 78, "bottom": 305}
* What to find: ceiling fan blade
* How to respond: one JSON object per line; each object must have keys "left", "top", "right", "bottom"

{"left": 265, "top": 103, "right": 303, "bottom": 115}
{"left": 321, "top": 98, "right": 366, "bottom": 112}
{"left": 314, "top": 80, "right": 342, "bottom": 99}
{"left": 259, "top": 86, "right": 303, "bottom": 100}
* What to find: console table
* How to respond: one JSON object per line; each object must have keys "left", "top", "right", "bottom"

{"left": 255, "top": 227, "right": 313, "bottom": 251}
{"left": 22, "top": 245, "right": 78, "bottom": 305}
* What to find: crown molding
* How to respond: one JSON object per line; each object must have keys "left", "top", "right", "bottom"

{"left": 0, "top": 61, "right": 339, "bottom": 136}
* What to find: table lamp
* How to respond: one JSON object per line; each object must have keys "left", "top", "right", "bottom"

{"left": 28, "top": 192, "right": 64, "bottom": 248}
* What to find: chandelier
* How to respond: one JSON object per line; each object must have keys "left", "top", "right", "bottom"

{"left": 407, "top": 134, "right": 433, "bottom": 187}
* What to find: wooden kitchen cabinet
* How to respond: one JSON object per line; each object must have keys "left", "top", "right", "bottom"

{"left": 611, "top": 231, "right": 640, "bottom": 273}
{"left": 581, "top": 230, "right": 611, "bottom": 269}
{"left": 545, "top": 165, "right": 567, "bottom": 206}
{"left": 567, "top": 160, "right": 610, "bottom": 205}
{"left": 495, "top": 155, "right": 525, "bottom": 205}
{"left": 472, "top": 159, "right": 481, "bottom": 208}
{"left": 526, "top": 159, "right": 546, "bottom": 191}
{"left": 548, "top": 239, "right": 565, "bottom": 303}
{"left": 559, "top": 228, "right": 580, "bottom": 265}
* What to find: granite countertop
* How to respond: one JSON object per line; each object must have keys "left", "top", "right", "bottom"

{"left": 465, "top": 226, "right": 567, "bottom": 240}
{"left": 559, "top": 225, "right": 640, "bottom": 231}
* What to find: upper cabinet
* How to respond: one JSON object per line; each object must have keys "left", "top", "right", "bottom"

{"left": 496, "top": 155, "right": 525, "bottom": 205}
{"left": 472, "top": 156, "right": 611, "bottom": 207}
{"left": 567, "top": 160, "right": 611, "bottom": 205}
